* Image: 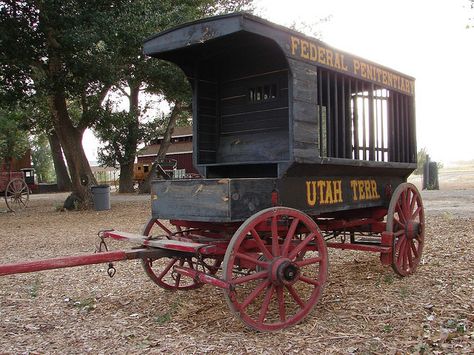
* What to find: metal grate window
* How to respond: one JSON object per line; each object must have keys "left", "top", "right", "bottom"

{"left": 315, "top": 68, "right": 415, "bottom": 163}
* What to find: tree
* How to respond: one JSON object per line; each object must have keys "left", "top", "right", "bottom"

{"left": 30, "top": 133, "right": 54, "bottom": 182}
{"left": 0, "top": 108, "right": 29, "bottom": 170}
{"left": 0, "top": 1, "right": 127, "bottom": 207}
{"left": 92, "top": 0, "right": 253, "bottom": 193}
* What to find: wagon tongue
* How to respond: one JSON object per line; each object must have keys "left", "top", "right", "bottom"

{"left": 0, "top": 230, "right": 205, "bottom": 277}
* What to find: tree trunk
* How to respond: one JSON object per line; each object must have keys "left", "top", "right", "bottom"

{"left": 138, "top": 101, "right": 183, "bottom": 194}
{"left": 117, "top": 83, "right": 140, "bottom": 193}
{"left": 48, "top": 91, "right": 97, "bottom": 208}
{"left": 118, "top": 161, "right": 134, "bottom": 193}
{"left": 47, "top": 129, "right": 72, "bottom": 191}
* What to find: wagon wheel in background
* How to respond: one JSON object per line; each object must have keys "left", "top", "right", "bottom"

{"left": 223, "top": 207, "right": 328, "bottom": 331}
{"left": 386, "top": 183, "right": 425, "bottom": 277}
{"left": 140, "top": 217, "right": 206, "bottom": 291}
{"left": 5, "top": 178, "right": 29, "bottom": 212}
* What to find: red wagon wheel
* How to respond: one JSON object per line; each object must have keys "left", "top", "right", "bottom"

{"left": 5, "top": 178, "right": 29, "bottom": 212}
{"left": 140, "top": 217, "right": 204, "bottom": 291}
{"left": 223, "top": 207, "right": 328, "bottom": 331}
{"left": 387, "top": 183, "right": 425, "bottom": 277}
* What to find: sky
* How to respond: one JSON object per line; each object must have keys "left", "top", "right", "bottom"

{"left": 83, "top": 0, "right": 474, "bottom": 163}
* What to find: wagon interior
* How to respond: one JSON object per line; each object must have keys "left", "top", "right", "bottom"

{"left": 151, "top": 26, "right": 416, "bottom": 181}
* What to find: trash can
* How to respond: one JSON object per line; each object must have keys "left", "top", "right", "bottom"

{"left": 91, "top": 184, "right": 111, "bottom": 211}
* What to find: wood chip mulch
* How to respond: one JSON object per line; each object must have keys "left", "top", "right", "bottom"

{"left": 0, "top": 194, "right": 473, "bottom": 354}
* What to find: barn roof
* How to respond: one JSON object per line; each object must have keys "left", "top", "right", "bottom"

{"left": 138, "top": 141, "right": 193, "bottom": 157}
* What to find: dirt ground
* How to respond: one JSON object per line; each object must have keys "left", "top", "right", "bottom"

{"left": 0, "top": 169, "right": 473, "bottom": 354}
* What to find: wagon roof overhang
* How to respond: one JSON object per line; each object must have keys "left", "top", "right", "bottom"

{"left": 144, "top": 13, "right": 415, "bottom": 96}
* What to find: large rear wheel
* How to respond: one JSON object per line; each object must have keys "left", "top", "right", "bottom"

{"left": 223, "top": 207, "right": 328, "bottom": 331}
{"left": 387, "top": 183, "right": 425, "bottom": 276}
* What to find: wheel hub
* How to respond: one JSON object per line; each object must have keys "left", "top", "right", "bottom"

{"left": 270, "top": 258, "right": 300, "bottom": 285}
{"left": 405, "top": 221, "right": 421, "bottom": 239}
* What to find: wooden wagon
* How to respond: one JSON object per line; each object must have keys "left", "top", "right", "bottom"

{"left": 0, "top": 164, "right": 33, "bottom": 211}
{"left": 0, "top": 13, "right": 424, "bottom": 332}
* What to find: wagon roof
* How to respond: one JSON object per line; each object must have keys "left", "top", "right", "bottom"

{"left": 144, "top": 12, "right": 415, "bottom": 95}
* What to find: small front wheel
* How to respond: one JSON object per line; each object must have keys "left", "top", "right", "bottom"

{"left": 140, "top": 217, "right": 204, "bottom": 291}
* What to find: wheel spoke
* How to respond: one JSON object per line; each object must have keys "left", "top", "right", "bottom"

{"left": 396, "top": 202, "right": 406, "bottom": 224}
{"left": 286, "top": 284, "right": 305, "bottom": 308}
{"left": 289, "top": 232, "right": 316, "bottom": 260}
{"left": 409, "top": 191, "right": 416, "bottom": 215}
{"left": 250, "top": 228, "right": 272, "bottom": 260}
{"left": 395, "top": 237, "right": 406, "bottom": 262}
{"left": 271, "top": 216, "right": 280, "bottom": 257}
{"left": 401, "top": 240, "right": 408, "bottom": 271}
{"left": 240, "top": 279, "right": 270, "bottom": 310}
{"left": 154, "top": 220, "right": 172, "bottom": 237}
{"left": 394, "top": 229, "right": 405, "bottom": 237}
{"left": 406, "top": 242, "right": 414, "bottom": 269}
{"left": 412, "top": 205, "right": 421, "bottom": 220}
{"left": 299, "top": 275, "right": 320, "bottom": 287}
{"left": 276, "top": 286, "right": 286, "bottom": 322}
{"left": 235, "top": 252, "right": 269, "bottom": 268}
{"left": 410, "top": 239, "right": 419, "bottom": 259}
{"left": 174, "top": 259, "right": 184, "bottom": 288}
{"left": 258, "top": 284, "right": 275, "bottom": 324}
{"left": 230, "top": 270, "right": 268, "bottom": 285}
{"left": 395, "top": 218, "right": 404, "bottom": 230}
{"left": 295, "top": 256, "right": 322, "bottom": 267}
{"left": 157, "top": 258, "right": 178, "bottom": 281}
{"left": 281, "top": 218, "right": 299, "bottom": 257}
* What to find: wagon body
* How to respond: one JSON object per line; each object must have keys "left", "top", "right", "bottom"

{"left": 0, "top": 171, "right": 23, "bottom": 192}
{"left": 146, "top": 12, "right": 416, "bottom": 222}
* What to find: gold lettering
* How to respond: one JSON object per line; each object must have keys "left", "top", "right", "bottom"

{"left": 301, "top": 39, "right": 310, "bottom": 59}
{"left": 333, "top": 180, "right": 343, "bottom": 203}
{"left": 310, "top": 43, "right": 317, "bottom": 61}
{"left": 291, "top": 36, "right": 300, "bottom": 56}
{"left": 350, "top": 180, "right": 358, "bottom": 201}
{"left": 371, "top": 180, "right": 380, "bottom": 199}
{"left": 360, "top": 62, "right": 367, "bottom": 78}
{"left": 325, "top": 49, "right": 333, "bottom": 67}
{"left": 366, "top": 64, "right": 374, "bottom": 81}
{"left": 306, "top": 181, "right": 317, "bottom": 206}
{"left": 325, "top": 181, "right": 334, "bottom": 204}
{"left": 318, "top": 47, "right": 326, "bottom": 65}
{"left": 334, "top": 53, "right": 342, "bottom": 69}
{"left": 364, "top": 180, "right": 372, "bottom": 199}
{"left": 382, "top": 71, "right": 388, "bottom": 85}
{"left": 317, "top": 181, "right": 325, "bottom": 204}
{"left": 358, "top": 181, "right": 366, "bottom": 200}
{"left": 353, "top": 59, "right": 360, "bottom": 75}
{"left": 341, "top": 55, "right": 349, "bottom": 71}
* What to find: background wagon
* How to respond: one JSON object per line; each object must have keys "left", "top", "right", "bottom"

{"left": 0, "top": 163, "right": 34, "bottom": 212}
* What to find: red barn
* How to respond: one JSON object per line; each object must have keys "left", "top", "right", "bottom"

{"left": 137, "top": 126, "right": 198, "bottom": 175}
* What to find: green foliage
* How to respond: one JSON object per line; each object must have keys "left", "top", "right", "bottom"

{"left": 30, "top": 133, "right": 55, "bottom": 183}
{"left": 94, "top": 107, "right": 139, "bottom": 168}
{"left": 0, "top": 108, "right": 30, "bottom": 164}
{"left": 414, "top": 148, "right": 443, "bottom": 175}
{"left": 414, "top": 147, "right": 429, "bottom": 175}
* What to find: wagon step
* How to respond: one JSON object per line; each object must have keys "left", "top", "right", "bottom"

{"left": 101, "top": 230, "right": 206, "bottom": 253}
